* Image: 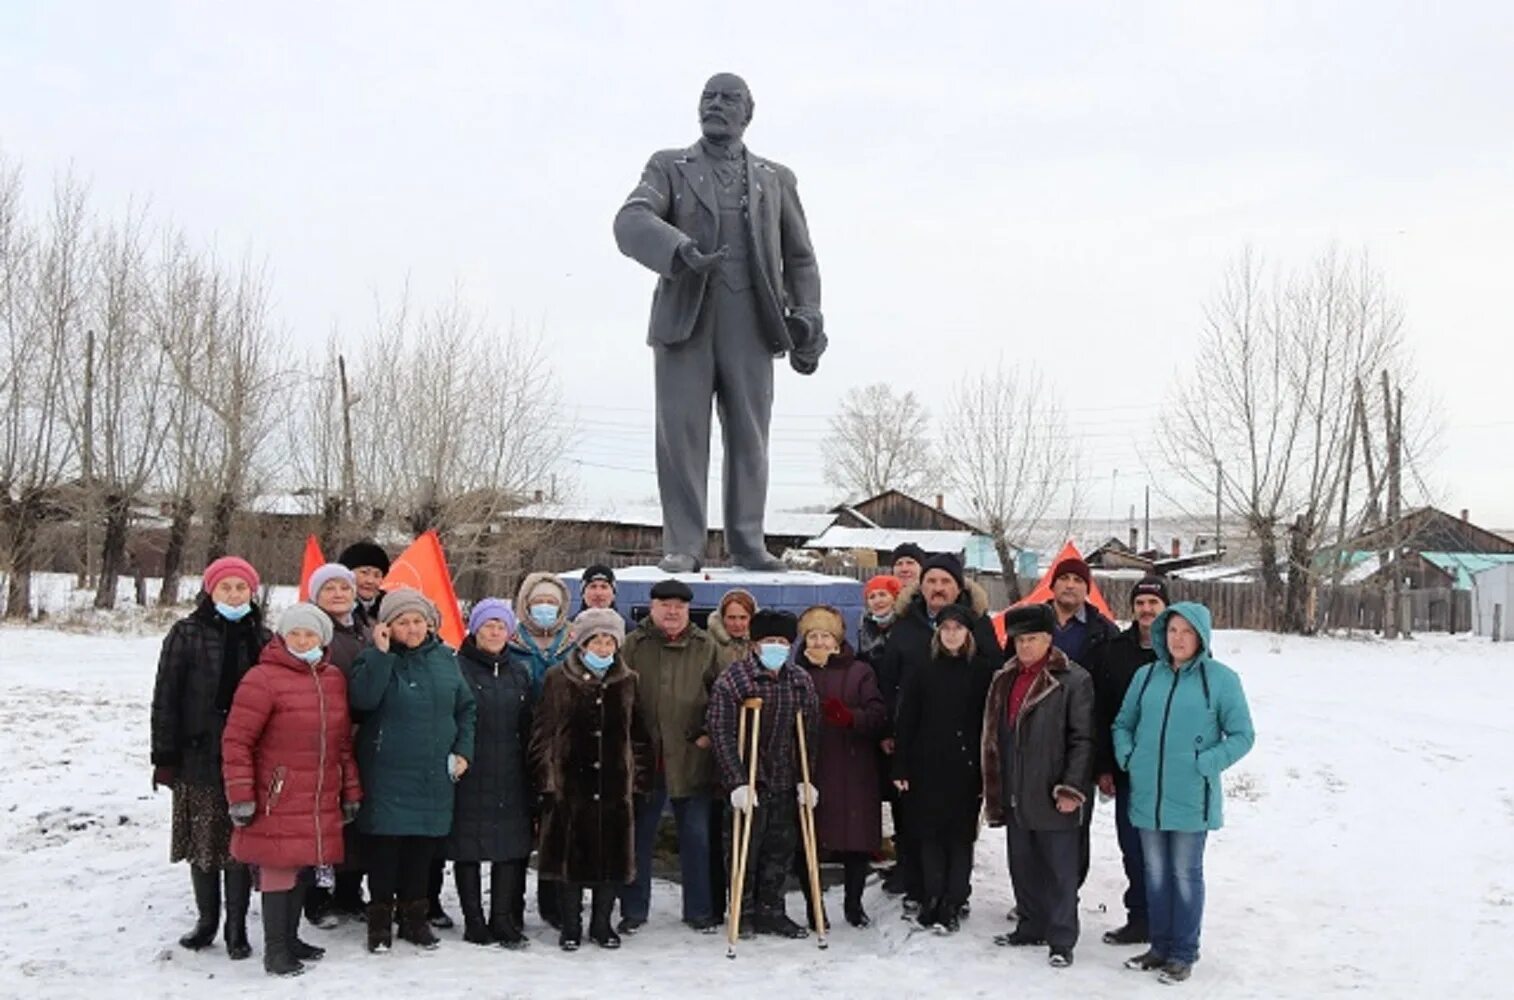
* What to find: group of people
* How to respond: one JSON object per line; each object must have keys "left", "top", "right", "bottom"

{"left": 150, "top": 542, "right": 1254, "bottom": 985}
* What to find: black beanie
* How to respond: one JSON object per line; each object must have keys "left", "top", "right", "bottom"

{"left": 1131, "top": 575, "right": 1170, "bottom": 607}
{"left": 338, "top": 541, "right": 391, "bottom": 574}
{"left": 751, "top": 609, "right": 799, "bottom": 643}
{"left": 921, "top": 553, "right": 966, "bottom": 590}
{"left": 891, "top": 542, "right": 928, "bottom": 566}
{"left": 582, "top": 564, "right": 617, "bottom": 589}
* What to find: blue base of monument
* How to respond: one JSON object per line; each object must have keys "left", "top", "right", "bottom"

{"left": 560, "top": 566, "right": 866, "bottom": 640}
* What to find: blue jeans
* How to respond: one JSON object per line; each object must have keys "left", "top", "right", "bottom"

{"left": 1139, "top": 828, "right": 1206, "bottom": 964}
{"left": 620, "top": 778, "right": 713, "bottom": 923}
{"left": 1115, "top": 775, "right": 1148, "bottom": 923}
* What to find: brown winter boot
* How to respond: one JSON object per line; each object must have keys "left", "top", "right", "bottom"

{"left": 398, "top": 900, "right": 440, "bottom": 950}
{"left": 366, "top": 901, "right": 394, "bottom": 953}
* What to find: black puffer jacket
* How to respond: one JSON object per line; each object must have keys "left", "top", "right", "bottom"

{"left": 150, "top": 595, "right": 270, "bottom": 787}
{"left": 1082, "top": 624, "right": 1157, "bottom": 776}
{"left": 981, "top": 647, "right": 1095, "bottom": 832}
{"left": 876, "top": 588, "right": 1002, "bottom": 734}
{"left": 447, "top": 637, "right": 536, "bottom": 863}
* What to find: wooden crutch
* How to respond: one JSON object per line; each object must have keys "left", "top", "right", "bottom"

{"left": 726, "top": 697, "right": 763, "bottom": 958}
{"left": 795, "top": 710, "right": 828, "bottom": 948}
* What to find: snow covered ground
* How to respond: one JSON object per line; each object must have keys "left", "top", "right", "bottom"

{"left": 0, "top": 625, "right": 1510, "bottom": 999}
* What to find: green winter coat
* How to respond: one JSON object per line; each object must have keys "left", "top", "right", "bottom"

{"left": 622, "top": 617, "right": 721, "bottom": 799}
{"left": 1112, "top": 602, "right": 1255, "bottom": 833}
{"left": 350, "top": 636, "right": 478, "bottom": 837}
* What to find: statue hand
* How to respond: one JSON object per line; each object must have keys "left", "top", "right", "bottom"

{"left": 677, "top": 242, "right": 727, "bottom": 275}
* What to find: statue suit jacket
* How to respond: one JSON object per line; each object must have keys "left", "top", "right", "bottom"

{"left": 614, "top": 142, "right": 821, "bottom": 353}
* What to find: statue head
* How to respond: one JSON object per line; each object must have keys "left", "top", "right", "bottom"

{"left": 699, "top": 73, "right": 753, "bottom": 145}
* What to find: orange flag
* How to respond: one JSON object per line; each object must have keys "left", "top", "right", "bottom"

{"left": 381, "top": 530, "right": 465, "bottom": 649}
{"left": 296, "top": 535, "right": 326, "bottom": 602}
{"left": 992, "top": 540, "right": 1114, "bottom": 646}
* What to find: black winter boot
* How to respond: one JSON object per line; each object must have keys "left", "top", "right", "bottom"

{"left": 843, "top": 857, "right": 870, "bottom": 928}
{"left": 286, "top": 878, "right": 325, "bottom": 961}
{"left": 455, "top": 863, "right": 491, "bottom": 945}
{"left": 179, "top": 867, "right": 221, "bottom": 950}
{"left": 223, "top": 866, "right": 253, "bottom": 960}
{"left": 260, "top": 892, "right": 305, "bottom": 977}
{"left": 1103, "top": 919, "right": 1150, "bottom": 945}
{"left": 399, "top": 900, "right": 440, "bottom": 949}
{"left": 537, "top": 867, "right": 561, "bottom": 929}
{"left": 588, "top": 886, "right": 620, "bottom": 949}
{"left": 490, "top": 862, "right": 527, "bottom": 949}
{"left": 557, "top": 883, "right": 583, "bottom": 951}
{"left": 426, "top": 860, "right": 454, "bottom": 929}
{"left": 365, "top": 901, "right": 394, "bottom": 953}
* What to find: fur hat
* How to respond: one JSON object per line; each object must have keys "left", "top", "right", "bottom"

{"left": 921, "top": 553, "right": 966, "bottom": 590}
{"left": 751, "top": 609, "right": 799, "bottom": 643}
{"left": 307, "top": 562, "right": 356, "bottom": 603}
{"left": 573, "top": 607, "right": 626, "bottom": 648}
{"left": 277, "top": 602, "right": 334, "bottom": 645}
{"left": 468, "top": 597, "right": 517, "bottom": 636}
{"left": 337, "top": 541, "right": 391, "bottom": 574}
{"left": 797, "top": 606, "right": 846, "bottom": 644}
{"left": 203, "top": 556, "right": 260, "bottom": 596}
{"left": 379, "top": 587, "right": 440, "bottom": 628}
{"left": 1050, "top": 557, "right": 1092, "bottom": 590}
{"left": 1003, "top": 603, "right": 1056, "bottom": 638}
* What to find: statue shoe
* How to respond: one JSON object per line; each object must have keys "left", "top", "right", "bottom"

{"left": 732, "top": 552, "right": 786, "bottom": 572}
{"left": 657, "top": 553, "right": 702, "bottom": 573}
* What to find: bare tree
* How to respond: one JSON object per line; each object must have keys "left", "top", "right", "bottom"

{"left": 1, "top": 169, "right": 88, "bottom": 619}
{"left": 945, "top": 364, "right": 1077, "bottom": 601}
{"left": 821, "top": 382, "right": 938, "bottom": 500}
{"left": 1157, "top": 248, "right": 1413, "bottom": 632}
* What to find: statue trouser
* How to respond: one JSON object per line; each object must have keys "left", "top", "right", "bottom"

{"left": 654, "top": 281, "right": 774, "bottom": 566}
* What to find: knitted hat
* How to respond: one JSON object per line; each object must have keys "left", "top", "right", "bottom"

{"left": 1003, "top": 603, "right": 1056, "bottom": 638}
{"left": 468, "top": 597, "right": 517, "bottom": 636}
{"left": 308, "top": 563, "right": 356, "bottom": 602}
{"left": 750, "top": 609, "right": 799, "bottom": 643}
{"left": 379, "top": 587, "right": 440, "bottom": 628}
{"left": 718, "top": 588, "right": 757, "bottom": 617}
{"left": 864, "top": 574, "right": 902, "bottom": 598}
{"left": 337, "top": 541, "right": 391, "bottom": 574}
{"left": 935, "top": 603, "right": 976, "bottom": 630}
{"left": 1131, "top": 574, "right": 1170, "bottom": 607}
{"left": 203, "top": 556, "right": 260, "bottom": 596}
{"left": 798, "top": 606, "right": 845, "bottom": 644}
{"left": 277, "top": 602, "right": 334, "bottom": 645}
{"left": 921, "top": 553, "right": 966, "bottom": 590}
{"left": 573, "top": 608, "right": 626, "bottom": 649}
{"left": 1050, "top": 557, "right": 1092, "bottom": 590}
{"left": 650, "top": 579, "right": 694, "bottom": 602}
{"left": 527, "top": 578, "right": 565, "bottom": 606}
{"left": 890, "top": 542, "right": 928, "bottom": 567}
{"left": 582, "top": 564, "right": 617, "bottom": 589}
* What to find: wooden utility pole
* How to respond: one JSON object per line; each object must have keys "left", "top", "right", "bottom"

{"left": 1383, "top": 372, "right": 1403, "bottom": 638}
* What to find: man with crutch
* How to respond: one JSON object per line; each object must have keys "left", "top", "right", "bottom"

{"left": 707, "top": 610, "right": 820, "bottom": 945}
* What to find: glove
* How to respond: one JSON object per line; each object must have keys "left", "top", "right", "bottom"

{"left": 228, "top": 801, "right": 256, "bottom": 827}
{"left": 341, "top": 800, "right": 361, "bottom": 825}
{"left": 796, "top": 782, "right": 820, "bottom": 808}
{"left": 822, "top": 697, "right": 854, "bottom": 729}
{"left": 151, "top": 765, "right": 177, "bottom": 791}
{"left": 729, "top": 785, "right": 758, "bottom": 814}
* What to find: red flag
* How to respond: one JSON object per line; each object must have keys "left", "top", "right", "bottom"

{"left": 381, "top": 530, "right": 465, "bottom": 648}
{"left": 992, "top": 540, "right": 1114, "bottom": 646}
{"left": 296, "top": 535, "right": 326, "bottom": 602}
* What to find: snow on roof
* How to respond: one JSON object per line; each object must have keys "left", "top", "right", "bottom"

{"left": 507, "top": 500, "right": 836, "bottom": 538}
{"left": 802, "top": 526, "right": 981, "bottom": 554}
{"left": 245, "top": 492, "right": 325, "bottom": 517}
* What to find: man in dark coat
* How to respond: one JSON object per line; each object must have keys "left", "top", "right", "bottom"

{"left": 1083, "top": 574, "right": 1168, "bottom": 945}
{"left": 875, "top": 553, "right": 1002, "bottom": 904}
{"left": 614, "top": 72, "right": 825, "bottom": 573}
{"left": 983, "top": 604, "right": 1095, "bottom": 968}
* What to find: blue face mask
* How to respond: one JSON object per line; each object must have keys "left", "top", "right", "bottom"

{"left": 757, "top": 642, "right": 789, "bottom": 671}
{"left": 215, "top": 602, "right": 252, "bottom": 622}
{"left": 583, "top": 650, "right": 614, "bottom": 675}
{"left": 290, "top": 645, "right": 323, "bottom": 664}
{"left": 529, "top": 603, "right": 558, "bottom": 629}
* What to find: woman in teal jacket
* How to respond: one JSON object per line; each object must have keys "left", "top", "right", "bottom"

{"left": 1112, "top": 601, "right": 1254, "bottom": 984}
{"left": 349, "top": 589, "right": 477, "bottom": 954}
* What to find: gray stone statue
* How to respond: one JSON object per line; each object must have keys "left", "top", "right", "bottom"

{"left": 615, "top": 72, "right": 825, "bottom": 573}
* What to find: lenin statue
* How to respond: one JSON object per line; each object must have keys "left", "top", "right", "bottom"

{"left": 614, "top": 73, "right": 826, "bottom": 573}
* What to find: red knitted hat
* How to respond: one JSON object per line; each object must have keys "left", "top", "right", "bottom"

{"left": 1050, "top": 557, "right": 1091, "bottom": 589}
{"left": 203, "top": 556, "right": 260, "bottom": 596}
{"left": 864, "top": 575, "right": 902, "bottom": 598}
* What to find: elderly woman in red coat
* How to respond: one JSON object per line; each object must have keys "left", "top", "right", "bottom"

{"left": 793, "top": 605, "right": 887, "bottom": 929}
{"left": 222, "top": 603, "right": 362, "bottom": 977}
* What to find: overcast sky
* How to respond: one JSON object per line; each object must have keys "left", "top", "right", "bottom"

{"left": 4, "top": 1, "right": 1512, "bottom": 530}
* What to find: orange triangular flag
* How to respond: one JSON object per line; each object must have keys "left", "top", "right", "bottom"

{"left": 381, "top": 530, "right": 465, "bottom": 649}
{"left": 296, "top": 535, "right": 326, "bottom": 602}
{"left": 992, "top": 540, "right": 1114, "bottom": 646}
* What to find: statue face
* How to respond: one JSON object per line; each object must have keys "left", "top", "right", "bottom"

{"left": 699, "top": 73, "right": 751, "bottom": 143}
